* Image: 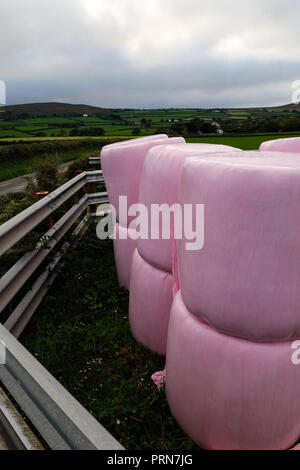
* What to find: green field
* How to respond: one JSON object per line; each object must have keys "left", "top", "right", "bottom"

{"left": 186, "top": 134, "right": 300, "bottom": 150}
{"left": 0, "top": 146, "right": 101, "bottom": 182}
{"left": 1, "top": 104, "right": 300, "bottom": 140}
{"left": 1, "top": 133, "right": 300, "bottom": 149}
{"left": 1, "top": 133, "right": 299, "bottom": 183}
{"left": 1, "top": 101, "right": 300, "bottom": 183}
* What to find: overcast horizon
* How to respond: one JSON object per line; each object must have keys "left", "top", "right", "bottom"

{"left": 1, "top": 0, "right": 300, "bottom": 109}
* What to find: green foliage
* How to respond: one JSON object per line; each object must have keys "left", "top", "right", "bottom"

{"left": 65, "top": 152, "right": 100, "bottom": 179}
{"left": 0, "top": 140, "right": 100, "bottom": 166}
{"left": 0, "top": 192, "right": 35, "bottom": 226}
{"left": 0, "top": 189, "right": 42, "bottom": 274}
{"left": 0, "top": 140, "right": 120, "bottom": 182}
{"left": 70, "top": 127, "right": 105, "bottom": 137}
{"left": 184, "top": 118, "right": 214, "bottom": 134}
{"left": 35, "top": 154, "right": 60, "bottom": 192}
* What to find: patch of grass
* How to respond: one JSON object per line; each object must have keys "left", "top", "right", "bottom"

{"left": 0, "top": 143, "right": 102, "bottom": 182}
{"left": 186, "top": 133, "right": 300, "bottom": 150}
{"left": 21, "top": 224, "right": 197, "bottom": 450}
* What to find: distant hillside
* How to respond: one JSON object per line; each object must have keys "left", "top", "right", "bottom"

{"left": 274, "top": 103, "right": 300, "bottom": 110}
{"left": 1, "top": 102, "right": 110, "bottom": 117}
{"left": 2, "top": 101, "right": 300, "bottom": 117}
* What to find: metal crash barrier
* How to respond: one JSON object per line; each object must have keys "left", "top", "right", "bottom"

{"left": 0, "top": 169, "right": 123, "bottom": 450}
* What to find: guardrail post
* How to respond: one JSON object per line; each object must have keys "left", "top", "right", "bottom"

{"left": 88, "top": 181, "right": 97, "bottom": 214}
{"left": 75, "top": 171, "right": 86, "bottom": 201}
{"left": 36, "top": 192, "right": 53, "bottom": 228}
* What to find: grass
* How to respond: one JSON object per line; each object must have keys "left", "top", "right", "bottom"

{"left": 20, "top": 223, "right": 197, "bottom": 450}
{"left": 186, "top": 133, "right": 300, "bottom": 150}
{"left": 1, "top": 131, "right": 300, "bottom": 183}
{"left": 0, "top": 144, "right": 102, "bottom": 182}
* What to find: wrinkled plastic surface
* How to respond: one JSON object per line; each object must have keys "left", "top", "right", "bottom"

{"left": 113, "top": 223, "right": 137, "bottom": 290}
{"left": 129, "top": 249, "right": 174, "bottom": 356}
{"left": 166, "top": 292, "right": 300, "bottom": 450}
{"left": 178, "top": 151, "right": 300, "bottom": 341}
{"left": 138, "top": 143, "right": 241, "bottom": 272}
{"left": 102, "top": 134, "right": 167, "bottom": 150}
{"left": 101, "top": 137, "right": 185, "bottom": 224}
{"left": 260, "top": 137, "right": 300, "bottom": 153}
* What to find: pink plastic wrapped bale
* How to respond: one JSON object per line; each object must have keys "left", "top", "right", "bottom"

{"left": 113, "top": 223, "right": 137, "bottom": 289}
{"left": 129, "top": 249, "right": 174, "bottom": 356}
{"left": 138, "top": 143, "right": 242, "bottom": 273}
{"left": 101, "top": 136, "right": 185, "bottom": 224}
{"left": 260, "top": 137, "right": 300, "bottom": 153}
{"left": 101, "top": 134, "right": 168, "bottom": 150}
{"left": 166, "top": 292, "right": 300, "bottom": 450}
{"left": 178, "top": 151, "right": 300, "bottom": 342}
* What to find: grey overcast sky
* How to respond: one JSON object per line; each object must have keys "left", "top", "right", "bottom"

{"left": 1, "top": 0, "right": 300, "bottom": 108}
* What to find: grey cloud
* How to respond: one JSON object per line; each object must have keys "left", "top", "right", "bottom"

{"left": 1, "top": 0, "right": 300, "bottom": 108}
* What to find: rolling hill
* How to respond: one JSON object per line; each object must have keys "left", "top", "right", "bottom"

{"left": 0, "top": 102, "right": 111, "bottom": 117}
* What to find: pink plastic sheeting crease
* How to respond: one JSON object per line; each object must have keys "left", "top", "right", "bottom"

{"left": 171, "top": 218, "right": 180, "bottom": 295}
{"left": 129, "top": 249, "right": 174, "bottom": 356}
{"left": 112, "top": 223, "right": 137, "bottom": 290}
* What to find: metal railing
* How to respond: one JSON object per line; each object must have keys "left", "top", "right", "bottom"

{"left": 0, "top": 386, "right": 44, "bottom": 450}
{"left": 0, "top": 169, "right": 124, "bottom": 450}
{"left": 0, "top": 324, "right": 123, "bottom": 450}
{"left": 0, "top": 170, "right": 104, "bottom": 256}
{"left": 89, "top": 156, "right": 101, "bottom": 166}
{"left": 0, "top": 170, "right": 107, "bottom": 336}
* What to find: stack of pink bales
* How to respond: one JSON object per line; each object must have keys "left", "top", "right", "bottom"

{"left": 129, "top": 143, "right": 241, "bottom": 356}
{"left": 101, "top": 135, "right": 185, "bottom": 289}
{"left": 102, "top": 135, "right": 300, "bottom": 449}
{"left": 166, "top": 147, "right": 300, "bottom": 450}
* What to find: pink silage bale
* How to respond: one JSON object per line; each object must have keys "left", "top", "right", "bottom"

{"left": 137, "top": 143, "right": 241, "bottom": 273}
{"left": 178, "top": 151, "right": 300, "bottom": 342}
{"left": 101, "top": 134, "right": 168, "bottom": 151}
{"left": 101, "top": 136, "right": 184, "bottom": 291}
{"left": 129, "top": 249, "right": 174, "bottom": 356}
{"left": 260, "top": 137, "right": 300, "bottom": 153}
{"left": 101, "top": 136, "right": 185, "bottom": 224}
{"left": 129, "top": 144, "right": 242, "bottom": 353}
{"left": 166, "top": 292, "right": 300, "bottom": 450}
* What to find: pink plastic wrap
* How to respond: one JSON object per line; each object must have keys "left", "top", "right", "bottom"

{"left": 101, "top": 137, "right": 185, "bottom": 224}
{"left": 113, "top": 223, "right": 137, "bottom": 290}
{"left": 101, "top": 134, "right": 168, "bottom": 150}
{"left": 137, "top": 143, "right": 241, "bottom": 272}
{"left": 166, "top": 292, "right": 300, "bottom": 450}
{"left": 129, "top": 249, "right": 174, "bottom": 356}
{"left": 178, "top": 151, "right": 300, "bottom": 342}
{"left": 260, "top": 137, "right": 300, "bottom": 153}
